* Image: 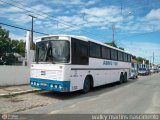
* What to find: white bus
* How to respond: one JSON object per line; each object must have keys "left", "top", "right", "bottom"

{"left": 30, "top": 35, "right": 132, "bottom": 93}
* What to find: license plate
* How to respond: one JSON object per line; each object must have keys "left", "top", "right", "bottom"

{"left": 41, "top": 83, "right": 47, "bottom": 86}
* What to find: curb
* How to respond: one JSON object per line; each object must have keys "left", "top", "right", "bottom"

{"left": 0, "top": 89, "right": 41, "bottom": 97}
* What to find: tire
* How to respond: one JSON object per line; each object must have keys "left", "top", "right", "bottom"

{"left": 82, "top": 78, "right": 91, "bottom": 94}
{"left": 124, "top": 73, "right": 128, "bottom": 83}
{"left": 119, "top": 74, "right": 124, "bottom": 84}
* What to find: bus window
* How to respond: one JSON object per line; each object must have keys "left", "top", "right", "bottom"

{"left": 123, "top": 53, "right": 128, "bottom": 62}
{"left": 118, "top": 51, "right": 123, "bottom": 61}
{"left": 102, "top": 46, "right": 107, "bottom": 59}
{"left": 71, "top": 38, "right": 89, "bottom": 65}
{"left": 80, "top": 45, "right": 88, "bottom": 64}
{"left": 111, "top": 49, "right": 118, "bottom": 60}
{"left": 115, "top": 50, "right": 118, "bottom": 60}
{"left": 106, "top": 47, "right": 111, "bottom": 59}
{"left": 90, "top": 42, "right": 101, "bottom": 58}
{"left": 127, "top": 55, "right": 131, "bottom": 62}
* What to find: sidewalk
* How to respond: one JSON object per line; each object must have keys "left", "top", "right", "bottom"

{"left": 0, "top": 85, "right": 41, "bottom": 97}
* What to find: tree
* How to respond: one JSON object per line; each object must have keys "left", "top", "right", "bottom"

{"left": 136, "top": 57, "right": 144, "bottom": 63}
{"left": 0, "top": 26, "right": 15, "bottom": 65}
{"left": 105, "top": 41, "right": 124, "bottom": 50}
{"left": 105, "top": 41, "right": 117, "bottom": 48}
{"left": 119, "top": 47, "right": 124, "bottom": 50}
{"left": 133, "top": 56, "right": 149, "bottom": 64}
{"left": 0, "top": 26, "right": 25, "bottom": 65}
{"left": 11, "top": 39, "right": 25, "bottom": 57}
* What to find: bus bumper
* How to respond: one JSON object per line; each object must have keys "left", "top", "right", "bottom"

{"left": 30, "top": 78, "right": 70, "bottom": 92}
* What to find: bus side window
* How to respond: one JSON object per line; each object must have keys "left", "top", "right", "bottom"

{"left": 102, "top": 46, "right": 107, "bottom": 59}
{"left": 118, "top": 51, "right": 123, "bottom": 61}
{"left": 90, "top": 42, "right": 101, "bottom": 58}
{"left": 106, "top": 47, "right": 111, "bottom": 59}
{"left": 111, "top": 49, "right": 117, "bottom": 60}
{"left": 80, "top": 44, "right": 88, "bottom": 64}
{"left": 123, "top": 53, "right": 128, "bottom": 62}
{"left": 127, "top": 55, "right": 131, "bottom": 62}
{"left": 71, "top": 38, "right": 89, "bottom": 65}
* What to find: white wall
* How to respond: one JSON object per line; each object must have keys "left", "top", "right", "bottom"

{"left": 0, "top": 66, "right": 30, "bottom": 86}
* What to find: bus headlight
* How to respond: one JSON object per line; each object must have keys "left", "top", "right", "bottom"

{"left": 50, "top": 84, "right": 53, "bottom": 88}
{"left": 37, "top": 83, "right": 39, "bottom": 86}
{"left": 31, "top": 82, "right": 33, "bottom": 85}
{"left": 59, "top": 85, "right": 62, "bottom": 89}
{"left": 34, "top": 82, "right": 36, "bottom": 85}
{"left": 54, "top": 85, "right": 58, "bottom": 88}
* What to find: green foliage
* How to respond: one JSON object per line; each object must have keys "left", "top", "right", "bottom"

{"left": 136, "top": 57, "right": 144, "bottom": 63}
{"left": 105, "top": 41, "right": 124, "bottom": 50}
{"left": 11, "top": 39, "right": 25, "bottom": 57}
{"left": 133, "top": 56, "right": 149, "bottom": 64}
{"left": 0, "top": 26, "right": 25, "bottom": 65}
{"left": 105, "top": 41, "right": 117, "bottom": 48}
{"left": 1, "top": 53, "right": 17, "bottom": 65}
{"left": 119, "top": 47, "right": 124, "bottom": 50}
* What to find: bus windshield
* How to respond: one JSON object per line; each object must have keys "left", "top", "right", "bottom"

{"left": 35, "top": 40, "right": 70, "bottom": 63}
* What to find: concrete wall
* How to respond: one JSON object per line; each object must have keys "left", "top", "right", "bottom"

{"left": 0, "top": 66, "right": 30, "bottom": 86}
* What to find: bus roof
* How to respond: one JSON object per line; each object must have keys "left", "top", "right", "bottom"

{"left": 35, "top": 34, "right": 131, "bottom": 55}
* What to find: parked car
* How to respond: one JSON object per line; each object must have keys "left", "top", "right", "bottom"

{"left": 145, "top": 69, "right": 151, "bottom": 75}
{"left": 155, "top": 69, "right": 159, "bottom": 73}
{"left": 138, "top": 68, "right": 149, "bottom": 76}
{"left": 150, "top": 68, "right": 159, "bottom": 73}
{"left": 150, "top": 69, "right": 154, "bottom": 73}
{"left": 130, "top": 68, "right": 138, "bottom": 79}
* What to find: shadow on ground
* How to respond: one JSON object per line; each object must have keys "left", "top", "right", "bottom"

{"left": 35, "top": 79, "right": 138, "bottom": 100}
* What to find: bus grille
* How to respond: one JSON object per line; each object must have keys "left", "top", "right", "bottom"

{"left": 31, "top": 69, "right": 62, "bottom": 80}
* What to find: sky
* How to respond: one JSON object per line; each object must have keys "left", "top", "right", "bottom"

{"left": 0, "top": 0, "right": 160, "bottom": 64}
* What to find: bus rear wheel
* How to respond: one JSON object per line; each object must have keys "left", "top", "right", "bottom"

{"left": 119, "top": 73, "right": 124, "bottom": 84}
{"left": 124, "top": 73, "right": 128, "bottom": 83}
{"left": 82, "top": 79, "right": 91, "bottom": 94}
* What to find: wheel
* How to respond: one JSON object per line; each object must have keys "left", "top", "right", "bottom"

{"left": 119, "top": 74, "right": 124, "bottom": 84}
{"left": 124, "top": 73, "right": 128, "bottom": 82}
{"left": 82, "top": 79, "right": 91, "bottom": 94}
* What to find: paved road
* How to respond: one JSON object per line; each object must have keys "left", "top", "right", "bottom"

{"left": 19, "top": 73, "right": 160, "bottom": 114}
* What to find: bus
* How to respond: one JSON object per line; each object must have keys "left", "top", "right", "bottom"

{"left": 30, "top": 35, "right": 132, "bottom": 93}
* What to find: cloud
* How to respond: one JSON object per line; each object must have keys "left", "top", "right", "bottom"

{"left": 0, "top": 3, "right": 55, "bottom": 24}
{"left": 10, "top": 33, "right": 26, "bottom": 40}
{"left": 86, "top": 0, "right": 99, "bottom": 6}
{"left": 80, "top": 6, "right": 121, "bottom": 17}
{"left": 0, "top": 6, "right": 23, "bottom": 13}
{"left": 51, "top": 0, "right": 82, "bottom": 5}
{"left": 29, "top": 4, "right": 53, "bottom": 13}
{"left": 121, "top": 41, "right": 160, "bottom": 63}
{"left": 146, "top": 8, "right": 160, "bottom": 20}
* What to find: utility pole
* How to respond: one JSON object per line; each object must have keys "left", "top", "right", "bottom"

{"left": 112, "top": 23, "right": 115, "bottom": 46}
{"left": 29, "top": 15, "right": 37, "bottom": 50}
{"left": 150, "top": 56, "right": 152, "bottom": 69}
{"left": 153, "top": 52, "right": 154, "bottom": 65}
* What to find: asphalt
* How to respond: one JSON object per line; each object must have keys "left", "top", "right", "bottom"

{"left": 18, "top": 73, "right": 160, "bottom": 114}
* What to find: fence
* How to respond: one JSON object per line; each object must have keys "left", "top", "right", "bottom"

{"left": 0, "top": 66, "right": 30, "bottom": 86}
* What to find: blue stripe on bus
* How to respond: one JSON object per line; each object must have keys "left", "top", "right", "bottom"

{"left": 30, "top": 78, "right": 70, "bottom": 92}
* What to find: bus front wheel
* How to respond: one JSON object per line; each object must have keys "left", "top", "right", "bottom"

{"left": 82, "top": 79, "right": 91, "bottom": 94}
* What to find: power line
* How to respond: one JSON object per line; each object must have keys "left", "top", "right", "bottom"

{"left": 119, "top": 30, "right": 160, "bottom": 40}
{"left": 2, "top": 0, "right": 158, "bottom": 38}
{"left": 0, "top": 22, "right": 49, "bottom": 35}
{"left": 1, "top": 0, "right": 160, "bottom": 41}
{"left": 0, "top": 0, "right": 107, "bottom": 40}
